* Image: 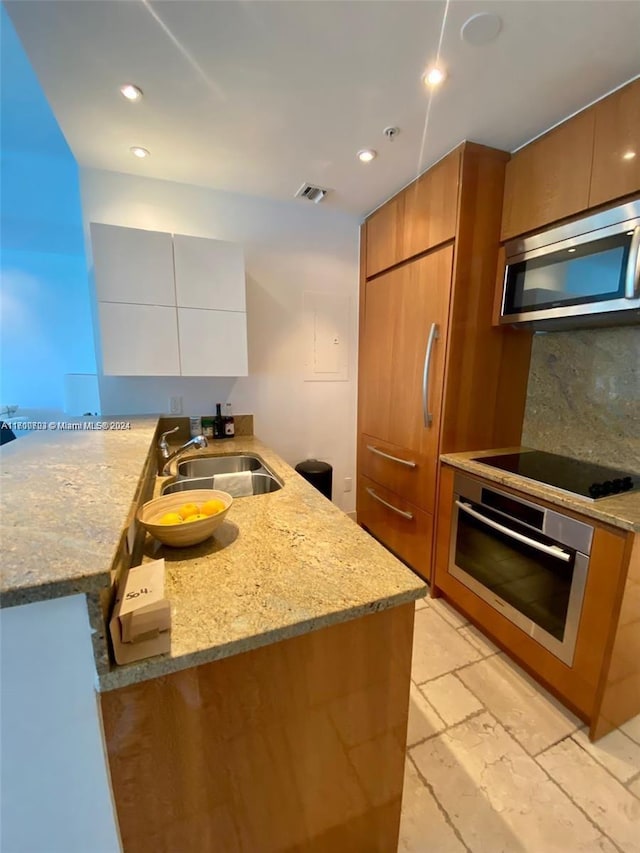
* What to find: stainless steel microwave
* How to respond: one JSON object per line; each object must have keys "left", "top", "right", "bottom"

{"left": 500, "top": 199, "right": 640, "bottom": 330}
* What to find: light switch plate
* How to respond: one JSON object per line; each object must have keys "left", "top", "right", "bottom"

{"left": 169, "top": 396, "right": 183, "bottom": 414}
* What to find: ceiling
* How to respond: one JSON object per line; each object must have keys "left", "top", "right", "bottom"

{"left": 4, "top": 0, "right": 640, "bottom": 216}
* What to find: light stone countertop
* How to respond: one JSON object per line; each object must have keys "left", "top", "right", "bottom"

{"left": 441, "top": 448, "right": 640, "bottom": 532}
{"left": 98, "top": 435, "right": 426, "bottom": 691}
{"left": 0, "top": 418, "right": 159, "bottom": 607}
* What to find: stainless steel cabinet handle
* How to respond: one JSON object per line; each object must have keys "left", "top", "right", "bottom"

{"left": 367, "top": 487, "right": 414, "bottom": 520}
{"left": 455, "top": 501, "right": 571, "bottom": 562}
{"left": 366, "top": 445, "right": 417, "bottom": 468}
{"left": 422, "top": 323, "right": 439, "bottom": 427}
{"left": 625, "top": 224, "right": 640, "bottom": 299}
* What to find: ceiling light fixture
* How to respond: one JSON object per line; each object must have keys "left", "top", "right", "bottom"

{"left": 130, "top": 146, "right": 150, "bottom": 159}
{"left": 622, "top": 151, "right": 636, "bottom": 161}
{"left": 567, "top": 248, "right": 577, "bottom": 253}
{"left": 357, "top": 149, "right": 377, "bottom": 163}
{"left": 120, "top": 83, "right": 143, "bottom": 102}
{"left": 423, "top": 66, "right": 446, "bottom": 88}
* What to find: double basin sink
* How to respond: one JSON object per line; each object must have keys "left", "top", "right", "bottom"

{"left": 162, "top": 453, "right": 282, "bottom": 498}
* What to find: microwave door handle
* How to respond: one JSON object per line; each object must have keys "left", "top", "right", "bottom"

{"left": 422, "top": 323, "right": 439, "bottom": 427}
{"left": 455, "top": 500, "right": 572, "bottom": 562}
{"left": 625, "top": 225, "right": 640, "bottom": 299}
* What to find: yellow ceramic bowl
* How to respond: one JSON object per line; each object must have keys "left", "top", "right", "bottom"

{"left": 137, "top": 489, "right": 233, "bottom": 547}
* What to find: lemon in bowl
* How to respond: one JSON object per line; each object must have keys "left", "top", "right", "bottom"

{"left": 137, "top": 489, "right": 233, "bottom": 547}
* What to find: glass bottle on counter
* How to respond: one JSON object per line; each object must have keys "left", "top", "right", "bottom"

{"left": 224, "top": 403, "right": 235, "bottom": 437}
{"left": 213, "top": 403, "right": 225, "bottom": 439}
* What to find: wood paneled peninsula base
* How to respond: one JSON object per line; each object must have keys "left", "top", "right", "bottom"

{"left": 101, "top": 603, "right": 414, "bottom": 853}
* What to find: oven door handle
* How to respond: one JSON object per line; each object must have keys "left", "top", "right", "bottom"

{"left": 455, "top": 500, "right": 572, "bottom": 562}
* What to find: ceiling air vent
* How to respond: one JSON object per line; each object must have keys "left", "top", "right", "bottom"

{"left": 295, "top": 183, "right": 329, "bottom": 203}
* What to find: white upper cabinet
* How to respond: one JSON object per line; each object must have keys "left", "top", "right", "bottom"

{"left": 178, "top": 308, "right": 248, "bottom": 377}
{"left": 90, "top": 223, "right": 248, "bottom": 377}
{"left": 90, "top": 224, "right": 175, "bottom": 306}
{"left": 98, "top": 303, "right": 180, "bottom": 376}
{"left": 173, "top": 234, "right": 246, "bottom": 312}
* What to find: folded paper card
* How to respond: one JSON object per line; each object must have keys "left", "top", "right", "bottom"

{"left": 109, "top": 559, "right": 171, "bottom": 664}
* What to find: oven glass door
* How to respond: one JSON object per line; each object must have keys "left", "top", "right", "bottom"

{"left": 503, "top": 231, "right": 631, "bottom": 315}
{"left": 451, "top": 499, "right": 588, "bottom": 665}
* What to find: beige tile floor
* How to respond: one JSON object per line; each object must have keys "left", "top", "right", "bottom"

{"left": 399, "top": 596, "right": 640, "bottom": 852}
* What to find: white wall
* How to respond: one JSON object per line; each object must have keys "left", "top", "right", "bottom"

{"left": 0, "top": 595, "right": 120, "bottom": 853}
{"left": 80, "top": 169, "right": 360, "bottom": 511}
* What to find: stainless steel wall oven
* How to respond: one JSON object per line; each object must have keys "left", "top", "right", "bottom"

{"left": 449, "top": 473, "right": 594, "bottom": 666}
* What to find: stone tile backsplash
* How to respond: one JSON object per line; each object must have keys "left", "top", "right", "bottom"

{"left": 521, "top": 327, "right": 640, "bottom": 473}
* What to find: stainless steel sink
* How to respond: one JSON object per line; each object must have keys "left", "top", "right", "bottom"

{"left": 162, "top": 453, "right": 282, "bottom": 498}
{"left": 177, "top": 454, "right": 262, "bottom": 478}
{"left": 162, "top": 472, "right": 282, "bottom": 497}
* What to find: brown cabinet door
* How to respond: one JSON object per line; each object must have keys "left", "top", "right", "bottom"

{"left": 365, "top": 195, "right": 404, "bottom": 277}
{"left": 402, "top": 150, "right": 460, "bottom": 259}
{"left": 358, "top": 474, "right": 433, "bottom": 581}
{"left": 501, "top": 109, "right": 595, "bottom": 240}
{"left": 358, "top": 246, "right": 453, "bottom": 507}
{"left": 589, "top": 79, "right": 640, "bottom": 208}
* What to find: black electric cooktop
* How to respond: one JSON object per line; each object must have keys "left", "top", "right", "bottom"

{"left": 476, "top": 450, "right": 638, "bottom": 500}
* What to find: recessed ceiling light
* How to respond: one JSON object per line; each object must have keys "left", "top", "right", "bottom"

{"left": 423, "top": 66, "right": 446, "bottom": 88}
{"left": 622, "top": 151, "right": 636, "bottom": 161}
{"left": 130, "top": 146, "right": 150, "bottom": 159}
{"left": 461, "top": 13, "right": 502, "bottom": 46}
{"left": 567, "top": 248, "right": 577, "bottom": 253}
{"left": 120, "top": 83, "right": 143, "bottom": 102}
{"left": 357, "top": 149, "right": 377, "bottom": 163}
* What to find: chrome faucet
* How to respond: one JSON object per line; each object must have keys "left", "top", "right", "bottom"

{"left": 158, "top": 426, "right": 208, "bottom": 475}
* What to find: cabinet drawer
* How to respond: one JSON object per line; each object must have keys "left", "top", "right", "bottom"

{"left": 359, "top": 434, "right": 436, "bottom": 513}
{"left": 357, "top": 475, "right": 433, "bottom": 581}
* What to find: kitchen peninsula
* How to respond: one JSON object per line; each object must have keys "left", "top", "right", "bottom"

{"left": 0, "top": 419, "right": 425, "bottom": 852}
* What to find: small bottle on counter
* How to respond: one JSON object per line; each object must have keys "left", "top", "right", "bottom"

{"left": 213, "top": 403, "right": 225, "bottom": 439}
{"left": 189, "top": 416, "right": 202, "bottom": 438}
{"left": 224, "top": 403, "right": 235, "bottom": 437}
{"left": 201, "top": 416, "right": 214, "bottom": 439}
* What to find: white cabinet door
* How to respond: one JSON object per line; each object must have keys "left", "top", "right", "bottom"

{"left": 98, "top": 303, "right": 180, "bottom": 376}
{"left": 178, "top": 308, "right": 248, "bottom": 376}
{"left": 173, "top": 234, "right": 246, "bottom": 312}
{"left": 90, "top": 223, "right": 176, "bottom": 306}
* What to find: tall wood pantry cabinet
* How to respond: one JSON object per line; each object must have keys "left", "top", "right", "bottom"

{"left": 357, "top": 142, "right": 532, "bottom": 581}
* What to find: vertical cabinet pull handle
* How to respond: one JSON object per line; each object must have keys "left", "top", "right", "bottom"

{"left": 366, "top": 487, "right": 414, "bottom": 520}
{"left": 422, "top": 323, "right": 439, "bottom": 427}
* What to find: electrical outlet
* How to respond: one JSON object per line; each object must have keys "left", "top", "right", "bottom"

{"left": 344, "top": 477, "right": 352, "bottom": 492}
{"left": 169, "top": 396, "right": 182, "bottom": 415}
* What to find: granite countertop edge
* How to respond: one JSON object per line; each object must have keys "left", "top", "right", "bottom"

{"left": 441, "top": 449, "right": 640, "bottom": 533}
{"left": 97, "top": 588, "right": 423, "bottom": 692}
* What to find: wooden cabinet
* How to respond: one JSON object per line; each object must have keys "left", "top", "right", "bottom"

{"left": 433, "top": 464, "right": 640, "bottom": 741}
{"left": 90, "top": 224, "right": 248, "bottom": 377}
{"left": 500, "top": 80, "right": 640, "bottom": 241}
{"left": 501, "top": 109, "right": 594, "bottom": 240}
{"left": 590, "top": 78, "right": 640, "bottom": 208}
{"left": 402, "top": 150, "right": 460, "bottom": 260}
{"left": 364, "top": 149, "right": 460, "bottom": 278}
{"left": 357, "top": 142, "right": 531, "bottom": 582}
{"left": 357, "top": 475, "right": 433, "bottom": 578}
{"left": 365, "top": 196, "right": 404, "bottom": 278}
{"left": 359, "top": 247, "right": 453, "bottom": 514}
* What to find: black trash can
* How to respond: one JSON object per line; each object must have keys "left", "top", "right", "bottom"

{"left": 295, "top": 459, "right": 332, "bottom": 501}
